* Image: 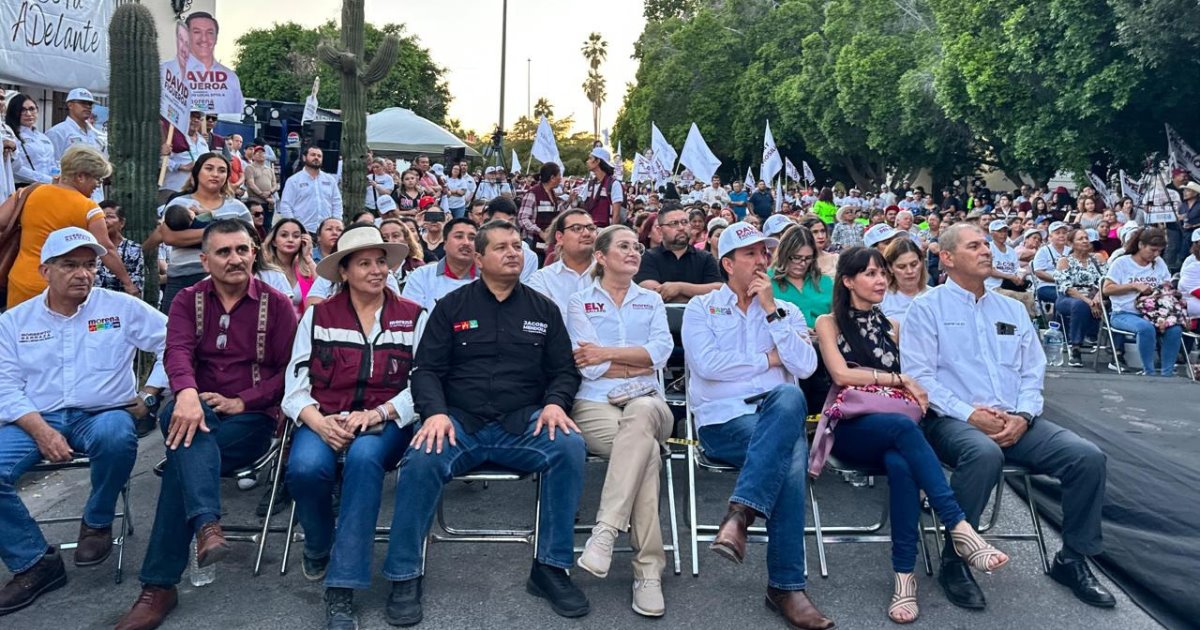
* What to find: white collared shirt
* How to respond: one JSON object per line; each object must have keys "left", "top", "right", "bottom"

{"left": 162, "top": 133, "right": 210, "bottom": 192}
{"left": 1032, "top": 243, "right": 1070, "bottom": 289}
{"left": 0, "top": 288, "right": 169, "bottom": 425}
{"left": 566, "top": 280, "right": 672, "bottom": 402}
{"left": 899, "top": 278, "right": 1045, "bottom": 423}
{"left": 277, "top": 169, "right": 343, "bottom": 232}
{"left": 682, "top": 285, "right": 816, "bottom": 428}
{"left": 46, "top": 117, "right": 106, "bottom": 201}
{"left": 14, "top": 126, "right": 56, "bottom": 184}
{"left": 526, "top": 259, "right": 594, "bottom": 314}
{"left": 401, "top": 259, "right": 478, "bottom": 310}
{"left": 282, "top": 304, "right": 427, "bottom": 425}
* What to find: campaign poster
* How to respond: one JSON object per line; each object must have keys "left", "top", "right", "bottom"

{"left": 160, "top": 10, "right": 244, "bottom": 131}
{"left": 0, "top": 0, "right": 116, "bottom": 93}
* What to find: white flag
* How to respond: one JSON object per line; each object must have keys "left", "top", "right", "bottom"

{"left": 744, "top": 166, "right": 755, "bottom": 191}
{"left": 679, "top": 123, "right": 722, "bottom": 184}
{"left": 774, "top": 178, "right": 783, "bottom": 213}
{"left": 1119, "top": 169, "right": 1142, "bottom": 205}
{"left": 531, "top": 115, "right": 563, "bottom": 171}
{"left": 614, "top": 141, "right": 624, "bottom": 180}
{"left": 761, "top": 120, "right": 782, "bottom": 184}
{"left": 651, "top": 122, "right": 678, "bottom": 175}
{"left": 510, "top": 149, "right": 521, "bottom": 174}
{"left": 632, "top": 153, "right": 652, "bottom": 183}
{"left": 1166, "top": 124, "right": 1200, "bottom": 181}
{"left": 1085, "top": 172, "right": 1115, "bottom": 207}
{"left": 802, "top": 160, "right": 815, "bottom": 184}
{"left": 785, "top": 157, "right": 801, "bottom": 182}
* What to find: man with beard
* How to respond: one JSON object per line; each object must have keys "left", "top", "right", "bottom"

{"left": 278, "top": 146, "right": 342, "bottom": 233}
{"left": 634, "top": 204, "right": 722, "bottom": 303}
{"left": 402, "top": 218, "right": 480, "bottom": 310}
{"left": 116, "top": 220, "right": 297, "bottom": 630}
{"left": 527, "top": 209, "right": 597, "bottom": 313}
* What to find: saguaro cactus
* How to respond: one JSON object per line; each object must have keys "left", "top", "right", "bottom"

{"left": 108, "top": 3, "right": 162, "bottom": 305}
{"left": 319, "top": 0, "right": 399, "bottom": 219}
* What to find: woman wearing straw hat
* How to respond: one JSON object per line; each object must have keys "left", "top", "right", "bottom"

{"left": 282, "top": 224, "right": 427, "bottom": 629}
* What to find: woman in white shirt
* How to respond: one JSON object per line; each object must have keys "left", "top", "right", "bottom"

{"left": 1102, "top": 228, "right": 1183, "bottom": 375}
{"left": 880, "top": 238, "right": 928, "bottom": 326}
{"left": 366, "top": 158, "right": 397, "bottom": 216}
{"left": 567, "top": 225, "right": 673, "bottom": 618}
{"left": 442, "top": 163, "right": 472, "bottom": 219}
{"left": 5, "top": 94, "right": 56, "bottom": 185}
{"left": 1179, "top": 232, "right": 1200, "bottom": 318}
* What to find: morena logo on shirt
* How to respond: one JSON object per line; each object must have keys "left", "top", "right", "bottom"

{"left": 87, "top": 316, "right": 121, "bottom": 332}
{"left": 452, "top": 320, "right": 478, "bottom": 332}
{"left": 708, "top": 306, "right": 732, "bottom": 316}
{"left": 584, "top": 302, "right": 605, "bottom": 314}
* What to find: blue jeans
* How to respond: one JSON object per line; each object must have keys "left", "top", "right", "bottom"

{"left": 287, "top": 422, "right": 410, "bottom": 589}
{"left": 1036, "top": 285, "right": 1058, "bottom": 303}
{"left": 0, "top": 408, "right": 137, "bottom": 573}
{"left": 139, "top": 400, "right": 273, "bottom": 586}
{"left": 696, "top": 384, "right": 809, "bottom": 590}
{"left": 383, "top": 413, "right": 586, "bottom": 580}
{"left": 1110, "top": 312, "right": 1183, "bottom": 375}
{"left": 830, "top": 413, "right": 964, "bottom": 573}
{"left": 1055, "top": 296, "right": 1100, "bottom": 345}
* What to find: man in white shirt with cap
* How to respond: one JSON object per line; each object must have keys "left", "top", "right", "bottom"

{"left": 681, "top": 221, "right": 833, "bottom": 630}
{"left": 0, "top": 227, "right": 168, "bottom": 615}
{"left": 863, "top": 223, "right": 903, "bottom": 251}
{"left": 46, "top": 88, "right": 106, "bottom": 202}
{"left": 901, "top": 223, "right": 1113, "bottom": 612}
{"left": 761, "top": 214, "right": 794, "bottom": 240}
{"left": 1032, "top": 221, "right": 1072, "bottom": 303}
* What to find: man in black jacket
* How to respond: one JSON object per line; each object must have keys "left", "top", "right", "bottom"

{"left": 382, "top": 220, "right": 588, "bottom": 626}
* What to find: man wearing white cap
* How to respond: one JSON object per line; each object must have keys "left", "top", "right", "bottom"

{"left": 575, "top": 148, "right": 623, "bottom": 227}
{"left": 681, "top": 222, "right": 833, "bottom": 630}
{"left": 46, "top": 88, "right": 106, "bottom": 202}
{"left": 475, "top": 166, "right": 508, "bottom": 204}
{"left": 863, "top": 223, "right": 903, "bottom": 251}
{"left": 0, "top": 227, "right": 168, "bottom": 615}
{"left": 762, "top": 214, "right": 794, "bottom": 239}
{"left": 1032, "top": 221, "right": 1071, "bottom": 303}
{"left": 987, "top": 220, "right": 1035, "bottom": 316}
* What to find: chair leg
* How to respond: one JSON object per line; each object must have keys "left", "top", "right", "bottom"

{"left": 686, "top": 444, "right": 700, "bottom": 578}
{"left": 1022, "top": 474, "right": 1051, "bottom": 574}
{"left": 279, "top": 501, "right": 298, "bottom": 575}
{"left": 809, "top": 484, "right": 828, "bottom": 579}
{"left": 255, "top": 441, "right": 287, "bottom": 577}
{"left": 115, "top": 481, "right": 131, "bottom": 585}
{"left": 917, "top": 507, "right": 934, "bottom": 577}
{"left": 664, "top": 451, "right": 682, "bottom": 576}
{"left": 531, "top": 474, "right": 542, "bottom": 559}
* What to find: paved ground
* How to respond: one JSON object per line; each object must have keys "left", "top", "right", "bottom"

{"left": 8, "top": 372, "right": 1178, "bottom": 629}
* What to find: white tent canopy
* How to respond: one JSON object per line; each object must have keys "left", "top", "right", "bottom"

{"left": 366, "top": 107, "right": 481, "bottom": 157}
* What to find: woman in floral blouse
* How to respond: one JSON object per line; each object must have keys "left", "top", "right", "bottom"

{"left": 1053, "top": 228, "right": 1106, "bottom": 366}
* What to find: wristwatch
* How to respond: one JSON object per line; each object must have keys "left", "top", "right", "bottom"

{"left": 765, "top": 307, "right": 788, "bottom": 323}
{"left": 137, "top": 391, "right": 159, "bottom": 411}
{"left": 1013, "top": 411, "right": 1035, "bottom": 427}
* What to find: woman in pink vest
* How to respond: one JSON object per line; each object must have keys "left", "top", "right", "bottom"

{"left": 282, "top": 224, "right": 427, "bottom": 629}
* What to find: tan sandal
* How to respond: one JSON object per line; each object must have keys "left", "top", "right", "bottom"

{"left": 888, "top": 572, "right": 918, "bottom": 624}
{"left": 951, "top": 524, "right": 1009, "bottom": 573}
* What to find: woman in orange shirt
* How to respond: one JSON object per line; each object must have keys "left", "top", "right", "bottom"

{"left": 6, "top": 145, "right": 135, "bottom": 308}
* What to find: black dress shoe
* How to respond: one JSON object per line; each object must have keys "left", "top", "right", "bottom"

{"left": 325, "top": 587, "right": 358, "bottom": 630}
{"left": 386, "top": 577, "right": 423, "bottom": 626}
{"left": 526, "top": 561, "right": 590, "bottom": 618}
{"left": 1049, "top": 553, "right": 1116, "bottom": 608}
{"left": 938, "top": 558, "right": 986, "bottom": 610}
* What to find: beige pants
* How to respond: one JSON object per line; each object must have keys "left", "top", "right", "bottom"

{"left": 572, "top": 397, "right": 674, "bottom": 579}
{"left": 997, "top": 288, "right": 1037, "bottom": 318}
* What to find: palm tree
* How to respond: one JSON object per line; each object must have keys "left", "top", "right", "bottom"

{"left": 533, "top": 97, "right": 554, "bottom": 120}
{"left": 580, "top": 33, "right": 608, "bottom": 139}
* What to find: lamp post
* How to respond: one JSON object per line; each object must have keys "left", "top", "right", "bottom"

{"left": 494, "top": 0, "right": 508, "bottom": 167}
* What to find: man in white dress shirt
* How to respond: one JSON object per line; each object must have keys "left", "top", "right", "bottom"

{"left": 527, "top": 209, "right": 596, "bottom": 312}
{"left": 278, "top": 146, "right": 342, "bottom": 233}
{"left": 900, "top": 224, "right": 1113, "bottom": 611}
{"left": 681, "top": 222, "right": 832, "bottom": 630}
{"left": 46, "top": 89, "right": 106, "bottom": 202}
{"left": 0, "top": 228, "right": 167, "bottom": 615}
{"left": 402, "top": 218, "right": 479, "bottom": 310}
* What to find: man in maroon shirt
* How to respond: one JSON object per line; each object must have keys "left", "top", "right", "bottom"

{"left": 117, "top": 219, "right": 298, "bottom": 630}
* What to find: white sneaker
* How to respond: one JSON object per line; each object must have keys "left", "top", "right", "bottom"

{"left": 632, "top": 578, "right": 665, "bottom": 617}
{"left": 576, "top": 523, "right": 618, "bottom": 578}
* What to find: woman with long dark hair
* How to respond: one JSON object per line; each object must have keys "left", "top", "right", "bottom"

{"left": 1103, "top": 228, "right": 1183, "bottom": 375}
{"left": 801, "top": 215, "right": 839, "bottom": 275}
{"left": 262, "top": 218, "right": 318, "bottom": 314}
{"left": 814, "top": 246, "right": 1009, "bottom": 624}
{"left": 5, "top": 93, "right": 56, "bottom": 185}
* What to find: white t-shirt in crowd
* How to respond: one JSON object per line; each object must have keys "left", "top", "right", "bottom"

{"left": 1104, "top": 255, "right": 1171, "bottom": 314}
{"left": 1178, "top": 255, "right": 1199, "bottom": 317}
{"left": 881, "top": 289, "right": 926, "bottom": 327}
{"left": 987, "top": 243, "right": 1020, "bottom": 291}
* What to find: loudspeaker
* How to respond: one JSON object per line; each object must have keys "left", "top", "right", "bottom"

{"left": 320, "top": 149, "right": 340, "bottom": 175}
{"left": 308, "top": 121, "right": 342, "bottom": 152}
{"left": 443, "top": 146, "right": 466, "bottom": 164}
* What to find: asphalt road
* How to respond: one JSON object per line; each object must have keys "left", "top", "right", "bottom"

{"left": 8, "top": 373, "right": 1174, "bottom": 630}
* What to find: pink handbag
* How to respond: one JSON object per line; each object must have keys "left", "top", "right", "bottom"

{"left": 807, "top": 381, "right": 922, "bottom": 478}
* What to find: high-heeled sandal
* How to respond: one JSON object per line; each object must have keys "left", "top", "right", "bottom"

{"left": 951, "top": 525, "right": 1009, "bottom": 573}
{"left": 887, "top": 572, "right": 918, "bottom": 624}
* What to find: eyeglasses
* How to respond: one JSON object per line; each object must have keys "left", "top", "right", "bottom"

{"left": 251, "top": 212, "right": 264, "bottom": 218}
{"left": 613, "top": 241, "right": 646, "bottom": 255}
{"left": 788, "top": 254, "right": 815, "bottom": 264}
{"left": 659, "top": 219, "right": 688, "bottom": 229}
{"left": 563, "top": 224, "right": 598, "bottom": 234}
{"left": 21, "top": 106, "right": 37, "bottom": 113}
{"left": 215, "top": 314, "right": 230, "bottom": 351}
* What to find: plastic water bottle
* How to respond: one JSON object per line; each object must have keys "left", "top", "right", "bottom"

{"left": 188, "top": 539, "right": 216, "bottom": 587}
{"left": 1044, "top": 322, "right": 1065, "bottom": 367}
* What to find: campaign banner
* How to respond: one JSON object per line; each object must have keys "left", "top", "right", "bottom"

{"left": 0, "top": 0, "right": 116, "bottom": 93}
{"left": 160, "top": 12, "right": 244, "bottom": 125}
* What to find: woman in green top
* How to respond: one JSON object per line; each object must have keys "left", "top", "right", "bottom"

{"left": 813, "top": 186, "right": 838, "bottom": 225}
{"left": 770, "top": 225, "right": 834, "bottom": 327}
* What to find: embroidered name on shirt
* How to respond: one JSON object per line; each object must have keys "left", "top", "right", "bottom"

{"left": 522, "top": 320, "right": 548, "bottom": 335}
{"left": 389, "top": 319, "right": 413, "bottom": 328}
{"left": 19, "top": 330, "right": 52, "bottom": 343}
{"left": 87, "top": 316, "right": 121, "bottom": 332}
{"left": 584, "top": 302, "right": 605, "bottom": 314}
{"left": 453, "top": 320, "right": 478, "bottom": 332}
{"left": 631, "top": 303, "right": 654, "bottom": 310}
{"left": 709, "top": 306, "right": 732, "bottom": 315}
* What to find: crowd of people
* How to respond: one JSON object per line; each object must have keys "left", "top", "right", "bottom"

{"left": 4, "top": 130, "right": 1199, "bottom": 630}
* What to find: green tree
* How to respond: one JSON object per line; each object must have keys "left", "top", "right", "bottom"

{"left": 581, "top": 33, "right": 608, "bottom": 139}
{"left": 532, "top": 97, "right": 554, "bottom": 120}
{"left": 233, "top": 21, "right": 451, "bottom": 123}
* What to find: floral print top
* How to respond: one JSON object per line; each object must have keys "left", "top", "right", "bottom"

{"left": 831, "top": 222, "right": 865, "bottom": 251}
{"left": 1053, "top": 254, "right": 1106, "bottom": 296}
{"left": 836, "top": 306, "right": 900, "bottom": 371}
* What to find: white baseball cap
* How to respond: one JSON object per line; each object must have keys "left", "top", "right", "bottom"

{"left": 988, "top": 219, "right": 1009, "bottom": 233}
{"left": 1118, "top": 220, "right": 1140, "bottom": 243}
{"left": 762, "top": 214, "right": 793, "bottom": 237}
{"left": 484, "top": 166, "right": 497, "bottom": 174}
{"left": 589, "top": 147, "right": 612, "bottom": 168}
{"left": 1020, "top": 228, "right": 1041, "bottom": 243}
{"left": 863, "top": 223, "right": 901, "bottom": 248}
{"left": 1048, "top": 221, "right": 1069, "bottom": 233}
{"left": 66, "top": 88, "right": 96, "bottom": 103}
{"left": 717, "top": 221, "right": 779, "bottom": 258}
{"left": 40, "top": 227, "right": 106, "bottom": 264}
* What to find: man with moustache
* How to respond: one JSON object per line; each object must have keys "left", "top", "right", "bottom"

{"left": 116, "top": 220, "right": 298, "bottom": 630}
{"left": 278, "top": 146, "right": 342, "bottom": 233}
{"left": 402, "top": 218, "right": 480, "bottom": 310}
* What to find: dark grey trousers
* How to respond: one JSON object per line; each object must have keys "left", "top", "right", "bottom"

{"left": 923, "top": 415, "right": 1106, "bottom": 556}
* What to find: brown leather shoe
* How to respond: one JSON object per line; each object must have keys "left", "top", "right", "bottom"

{"left": 710, "top": 502, "right": 756, "bottom": 564}
{"left": 0, "top": 548, "right": 66, "bottom": 616}
{"left": 765, "top": 588, "right": 836, "bottom": 630}
{"left": 194, "top": 522, "right": 231, "bottom": 568}
{"left": 115, "top": 585, "right": 178, "bottom": 630}
{"left": 74, "top": 523, "right": 113, "bottom": 567}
